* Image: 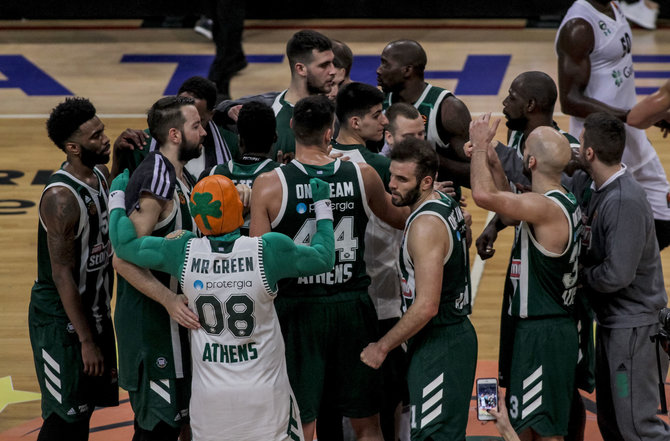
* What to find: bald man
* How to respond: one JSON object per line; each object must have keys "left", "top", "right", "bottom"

{"left": 470, "top": 116, "right": 581, "bottom": 441}
{"left": 377, "top": 39, "right": 472, "bottom": 187}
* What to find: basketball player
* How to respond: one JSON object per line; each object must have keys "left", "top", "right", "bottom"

{"left": 202, "top": 101, "right": 280, "bottom": 235}
{"left": 109, "top": 171, "right": 337, "bottom": 441}
{"left": 376, "top": 39, "right": 472, "bottom": 186}
{"left": 331, "top": 82, "right": 407, "bottom": 441}
{"left": 215, "top": 30, "right": 337, "bottom": 161}
{"left": 360, "top": 137, "right": 477, "bottom": 441}
{"left": 380, "top": 102, "right": 425, "bottom": 157}
{"left": 556, "top": 0, "right": 670, "bottom": 250}
{"left": 29, "top": 97, "right": 118, "bottom": 440}
{"left": 473, "top": 71, "right": 592, "bottom": 441}
{"left": 111, "top": 76, "right": 238, "bottom": 179}
{"left": 470, "top": 114, "right": 581, "bottom": 441}
{"left": 113, "top": 96, "right": 206, "bottom": 441}
{"left": 327, "top": 39, "right": 354, "bottom": 102}
{"left": 250, "top": 95, "right": 409, "bottom": 441}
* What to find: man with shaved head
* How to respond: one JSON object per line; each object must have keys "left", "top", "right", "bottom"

{"left": 377, "top": 39, "right": 472, "bottom": 186}
{"left": 470, "top": 115, "right": 582, "bottom": 441}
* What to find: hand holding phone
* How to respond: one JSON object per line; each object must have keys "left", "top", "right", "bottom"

{"left": 476, "top": 378, "right": 498, "bottom": 421}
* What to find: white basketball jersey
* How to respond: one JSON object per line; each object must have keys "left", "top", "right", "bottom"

{"left": 181, "top": 236, "right": 303, "bottom": 441}
{"left": 557, "top": 0, "right": 670, "bottom": 219}
{"left": 557, "top": 0, "right": 654, "bottom": 169}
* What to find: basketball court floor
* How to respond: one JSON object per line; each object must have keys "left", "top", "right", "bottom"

{"left": 0, "top": 17, "right": 668, "bottom": 440}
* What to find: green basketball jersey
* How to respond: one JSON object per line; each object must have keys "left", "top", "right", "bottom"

{"left": 270, "top": 90, "right": 296, "bottom": 160}
{"left": 383, "top": 83, "right": 452, "bottom": 150}
{"left": 208, "top": 156, "right": 281, "bottom": 188}
{"left": 31, "top": 166, "right": 113, "bottom": 332}
{"left": 208, "top": 156, "right": 281, "bottom": 235}
{"left": 508, "top": 190, "right": 582, "bottom": 318}
{"left": 272, "top": 159, "right": 370, "bottom": 297}
{"left": 115, "top": 155, "right": 196, "bottom": 386}
{"left": 398, "top": 192, "right": 471, "bottom": 332}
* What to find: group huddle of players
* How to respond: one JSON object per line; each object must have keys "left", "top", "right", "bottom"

{"left": 28, "top": 2, "right": 670, "bottom": 441}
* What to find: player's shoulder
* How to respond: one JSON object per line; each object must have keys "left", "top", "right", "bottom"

{"left": 131, "top": 152, "right": 176, "bottom": 200}
{"left": 439, "top": 93, "right": 471, "bottom": 122}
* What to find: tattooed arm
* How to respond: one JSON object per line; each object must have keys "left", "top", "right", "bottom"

{"left": 41, "top": 186, "right": 104, "bottom": 376}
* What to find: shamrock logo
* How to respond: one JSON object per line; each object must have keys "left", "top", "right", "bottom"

{"left": 190, "top": 192, "right": 222, "bottom": 230}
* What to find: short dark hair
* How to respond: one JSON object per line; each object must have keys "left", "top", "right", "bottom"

{"left": 147, "top": 96, "right": 196, "bottom": 147}
{"left": 46, "top": 97, "right": 97, "bottom": 151}
{"left": 178, "top": 76, "right": 218, "bottom": 111}
{"left": 286, "top": 30, "right": 332, "bottom": 74}
{"left": 331, "top": 39, "right": 353, "bottom": 77}
{"left": 335, "top": 82, "right": 384, "bottom": 124}
{"left": 292, "top": 95, "right": 335, "bottom": 146}
{"left": 386, "top": 102, "right": 421, "bottom": 135}
{"left": 390, "top": 137, "right": 438, "bottom": 181}
{"left": 583, "top": 112, "right": 626, "bottom": 165}
{"left": 237, "top": 101, "right": 276, "bottom": 154}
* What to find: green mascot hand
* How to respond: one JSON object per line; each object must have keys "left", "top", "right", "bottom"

{"left": 110, "top": 169, "right": 129, "bottom": 193}
{"left": 309, "top": 177, "right": 331, "bottom": 202}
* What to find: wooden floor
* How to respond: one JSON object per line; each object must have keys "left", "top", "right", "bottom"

{"left": 1, "top": 18, "right": 670, "bottom": 435}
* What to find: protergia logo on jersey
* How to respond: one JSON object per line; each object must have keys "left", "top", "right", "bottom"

{"left": 205, "top": 280, "right": 253, "bottom": 290}
{"left": 194, "top": 280, "right": 204, "bottom": 290}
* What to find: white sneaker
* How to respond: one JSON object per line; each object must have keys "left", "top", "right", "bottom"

{"left": 619, "top": 1, "right": 658, "bottom": 30}
{"left": 194, "top": 17, "right": 213, "bottom": 40}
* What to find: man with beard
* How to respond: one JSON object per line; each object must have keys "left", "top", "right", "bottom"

{"left": 111, "top": 76, "right": 239, "bottom": 180}
{"left": 29, "top": 97, "right": 118, "bottom": 440}
{"left": 556, "top": 0, "right": 670, "bottom": 250}
{"left": 250, "top": 95, "right": 409, "bottom": 441}
{"left": 469, "top": 115, "right": 581, "bottom": 441}
{"left": 360, "top": 137, "right": 476, "bottom": 441}
{"left": 113, "top": 96, "right": 205, "bottom": 441}
{"left": 376, "top": 40, "right": 472, "bottom": 186}
{"left": 577, "top": 112, "right": 670, "bottom": 441}
{"left": 215, "top": 30, "right": 336, "bottom": 162}
{"left": 380, "top": 103, "right": 425, "bottom": 157}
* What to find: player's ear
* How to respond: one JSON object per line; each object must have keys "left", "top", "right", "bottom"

{"left": 527, "top": 98, "right": 536, "bottom": 113}
{"left": 294, "top": 62, "right": 307, "bottom": 78}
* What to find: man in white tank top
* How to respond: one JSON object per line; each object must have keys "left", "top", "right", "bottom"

{"left": 556, "top": 0, "right": 670, "bottom": 249}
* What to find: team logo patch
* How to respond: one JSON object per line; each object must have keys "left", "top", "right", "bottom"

{"left": 66, "top": 323, "right": 75, "bottom": 334}
{"left": 179, "top": 193, "right": 187, "bottom": 205}
{"left": 193, "top": 280, "right": 204, "bottom": 290}
{"left": 156, "top": 357, "right": 168, "bottom": 369}
{"left": 87, "top": 201, "right": 97, "bottom": 216}
{"left": 166, "top": 230, "right": 186, "bottom": 240}
{"left": 296, "top": 203, "right": 307, "bottom": 214}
